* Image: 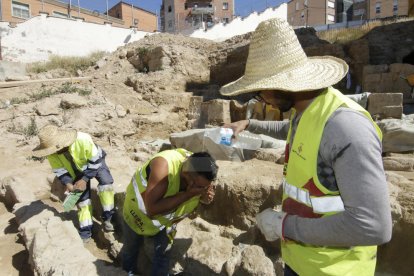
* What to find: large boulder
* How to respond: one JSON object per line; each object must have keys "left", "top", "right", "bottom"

{"left": 198, "top": 160, "right": 283, "bottom": 230}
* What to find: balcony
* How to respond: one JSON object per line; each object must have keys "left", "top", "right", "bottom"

{"left": 191, "top": 6, "right": 214, "bottom": 15}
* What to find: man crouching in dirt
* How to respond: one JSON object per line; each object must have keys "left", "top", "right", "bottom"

{"left": 32, "top": 125, "right": 115, "bottom": 241}
{"left": 121, "top": 149, "right": 218, "bottom": 276}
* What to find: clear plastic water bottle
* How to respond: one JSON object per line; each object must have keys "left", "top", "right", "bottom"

{"left": 232, "top": 131, "right": 262, "bottom": 150}
{"left": 219, "top": 127, "right": 233, "bottom": 146}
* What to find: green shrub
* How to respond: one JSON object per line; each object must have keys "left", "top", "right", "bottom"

{"left": 8, "top": 117, "right": 38, "bottom": 138}
{"left": 27, "top": 51, "right": 106, "bottom": 75}
{"left": 29, "top": 87, "right": 56, "bottom": 101}
{"left": 23, "top": 117, "right": 38, "bottom": 138}
{"left": 10, "top": 97, "right": 29, "bottom": 105}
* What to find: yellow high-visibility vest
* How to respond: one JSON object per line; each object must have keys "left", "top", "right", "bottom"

{"left": 282, "top": 87, "right": 382, "bottom": 276}
{"left": 48, "top": 132, "right": 101, "bottom": 179}
{"left": 123, "top": 149, "right": 200, "bottom": 236}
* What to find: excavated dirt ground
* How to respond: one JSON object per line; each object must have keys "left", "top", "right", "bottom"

{"left": 0, "top": 202, "right": 33, "bottom": 276}
{"left": 1, "top": 28, "right": 414, "bottom": 275}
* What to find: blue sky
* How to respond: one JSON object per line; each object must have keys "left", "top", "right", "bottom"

{"left": 62, "top": 0, "right": 286, "bottom": 17}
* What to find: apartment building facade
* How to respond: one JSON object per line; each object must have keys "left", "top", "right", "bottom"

{"left": 160, "top": 0, "right": 234, "bottom": 33}
{"left": 288, "top": 0, "right": 337, "bottom": 26}
{"left": 288, "top": 0, "right": 411, "bottom": 27}
{"left": 349, "top": 0, "right": 409, "bottom": 21}
{"left": 0, "top": 0, "right": 157, "bottom": 31}
{"left": 108, "top": 1, "right": 157, "bottom": 32}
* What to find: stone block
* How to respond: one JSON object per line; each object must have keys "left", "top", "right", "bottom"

{"left": 380, "top": 73, "right": 396, "bottom": 93}
{"left": 382, "top": 106, "right": 403, "bottom": 119}
{"left": 13, "top": 201, "right": 56, "bottom": 247}
{"left": 389, "top": 63, "right": 414, "bottom": 75}
{"left": 2, "top": 176, "right": 36, "bottom": 207}
{"left": 363, "top": 64, "right": 389, "bottom": 76}
{"left": 201, "top": 99, "right": 231, "bottom": 126}
{"left": 365, "top": 74, "right": 381, "bottom": 83}
{"left": 368, "top": 93, "right": 403, "bottom": 114}
{"left": 363, "top": 80, "right": 381, "bottom": 93}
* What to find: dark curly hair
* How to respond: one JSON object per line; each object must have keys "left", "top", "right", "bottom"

{"left": 186, "top": 152, "right": 218, "bottom": 181}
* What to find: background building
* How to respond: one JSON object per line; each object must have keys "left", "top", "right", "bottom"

{"left": 108, "top": 1, "right": 157, "bottom": 32}
{"left": 160, "top": 0, "right": 235, "bottom": 33}
{"left": 288, "top": 0, "right": 411, "bottom": 27}
{"left": 0, "top": 0, "right": 157, "bottom": 31}
{"left": 288, "top": 0, "right": 337, "bottom": 26}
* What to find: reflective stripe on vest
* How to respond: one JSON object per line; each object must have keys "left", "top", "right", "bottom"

{"left": 123, "top": 149, "right": 200, "bottom": 236}
{"left": 53, "top": 168, "right": 69, "bottom": 177}
{"left": 131, "top": 171, "right": 176, "bottom": 229}
{"left": 283, "top": 179, "right": 345, "bottom": 213}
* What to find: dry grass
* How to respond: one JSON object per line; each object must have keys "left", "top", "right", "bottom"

{"left": 10, "top": 82, "right": 91, "bottom": 105}
{"left": 27, "top": 51, "right": 106, "bottom": 75}
{"left": 317, "top": 17, "right": 414, "bottom": 44}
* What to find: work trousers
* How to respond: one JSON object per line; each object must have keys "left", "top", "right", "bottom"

{"left": 77, "top": 159, "right": 114, "bottom": 239}
{"left": 121, "top": 220, "right": 171, "bottom": 276}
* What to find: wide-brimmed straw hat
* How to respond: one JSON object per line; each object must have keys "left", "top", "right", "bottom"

{"left": 220, "top": 18, "right": 349, "bottom": 96}
{"left": 32, "top": 125, "right": 77, "bottom": 157}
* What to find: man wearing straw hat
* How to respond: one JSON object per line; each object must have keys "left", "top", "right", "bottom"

{"left": 222, "top": 19, "right": 392, "bottom": 275}
{"left": 33, "top": 125, "right": 116, "bottom": 240}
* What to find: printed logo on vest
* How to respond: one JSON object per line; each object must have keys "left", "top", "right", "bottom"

{"left": 292, "top": 143, "right": 306, "bottom": 160}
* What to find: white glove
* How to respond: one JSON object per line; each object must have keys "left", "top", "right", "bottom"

{"left": 256, "top": 208, "right": 287, "bottom": 241}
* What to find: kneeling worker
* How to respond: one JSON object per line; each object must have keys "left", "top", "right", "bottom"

{"left": 32, "top": 125, "right": 115, "bottom": 240}
{"left": 122, "top": 149, "right": 218, "bottom": 275}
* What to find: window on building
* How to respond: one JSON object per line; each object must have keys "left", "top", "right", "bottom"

{"left": 53, "top": 11, "right": 68, "bottom": 18}
{"left": 12, "top": 1, "right": 30, "bottom": 19}
{"left": 223, "top": 17, "right": 229, "bottom": 23}
{"left": 185, "top": 3, "right": 188, "bottom": 10}
{"left": 375, "top": 2, "right": 381, "bottom": 14}
{"left": 296, "top": 2, "right": 300, "bottom": 10}
{"left": 327, "top": 14, "right": 335, "bottom": 21}
{"left": 327, "top": 1, "right": 335, "bottom": 8}
{"left": 168, "top": 5, "right": 172, "bottom": 12}
{"left": 393, "top": 0, "right": 398, "bottom": 14}
{"left": 223, "top": 2, "right": 229, "bottom": 10}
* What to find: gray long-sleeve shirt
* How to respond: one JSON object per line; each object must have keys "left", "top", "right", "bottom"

{"left": 248, "top": 107, "right": 392, "bottom": 247}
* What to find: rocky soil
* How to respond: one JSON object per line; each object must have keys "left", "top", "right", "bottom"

{"left": 0, "top": 24, "right": 414, "bottom": 275}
